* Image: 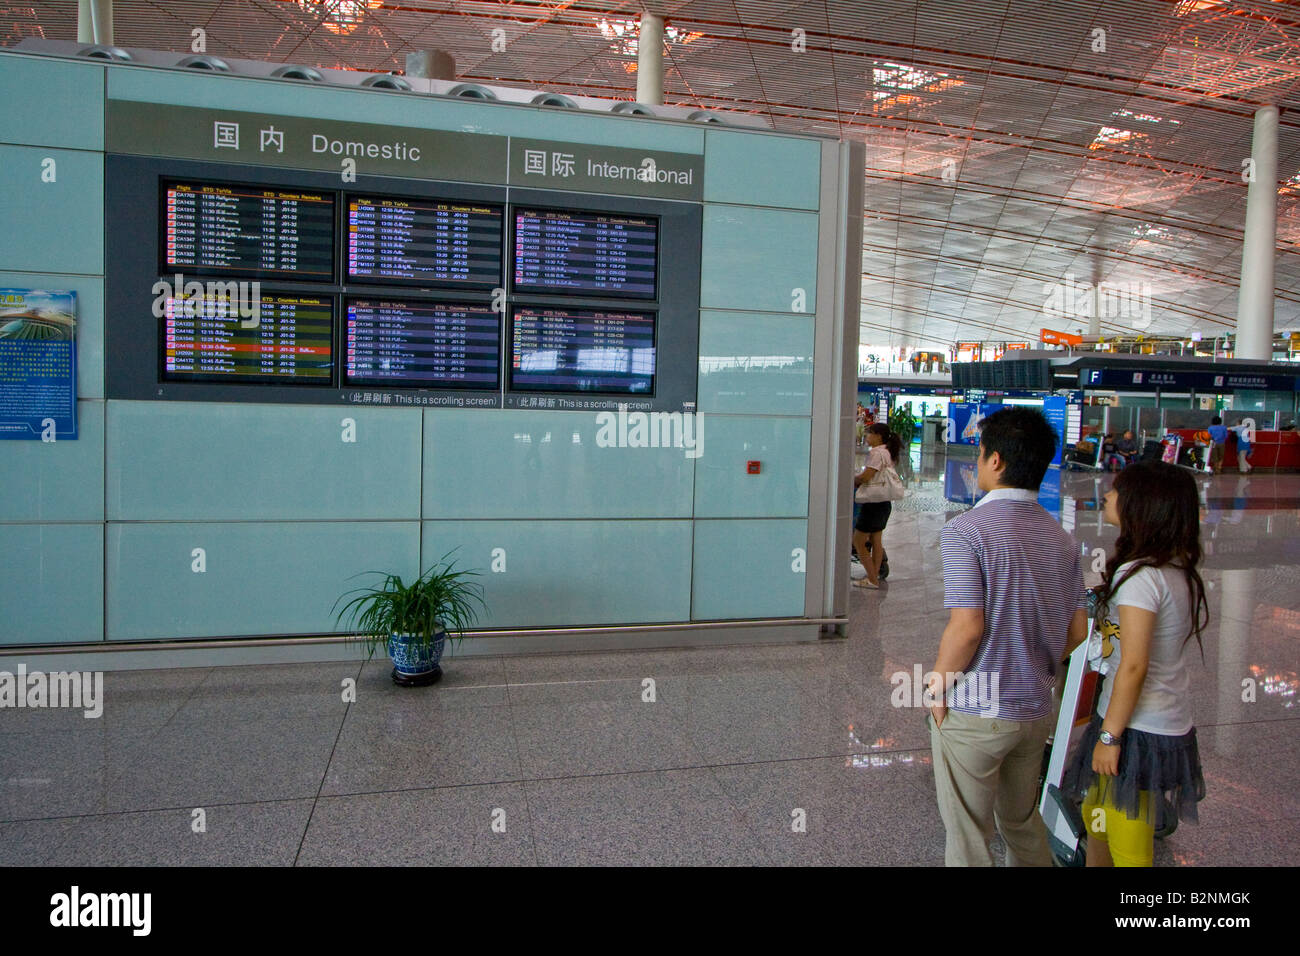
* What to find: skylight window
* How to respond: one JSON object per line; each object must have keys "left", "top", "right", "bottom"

{"left": 597, "top": 18, "right": 700, "bottom": 57}
{"left": 1174, "top": 0, "right": 1228, "bottom": 15}
{"left": 871, "top": 61, "right": 953, "bottom": 99}
{"left": 1131, "top": 223, "right": 1169, "bottom": 240}
{"left": 1090, "top": 126, "right": 1148, "bottom": 149}
{"left": 295, "top": 0, "right": 381, "bottom": 36}
{"left": 1111, "top": 108, "right": 1181, "bottom": 127}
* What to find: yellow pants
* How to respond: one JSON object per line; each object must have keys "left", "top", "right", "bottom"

{"left": 1082, "top": 782, "right": 1154, "bottom": 867}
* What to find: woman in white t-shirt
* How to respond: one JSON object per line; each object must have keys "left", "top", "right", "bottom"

{"left": 852, "top": 423, "right": 902, "bottom": 589}
{"left": 1062, "top": 460, "right": 1209, "bottom": 867}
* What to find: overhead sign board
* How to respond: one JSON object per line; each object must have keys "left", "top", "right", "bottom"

{"left": 1081, "top": 367, "right": 1297, "bottom": 392}
{"left": 1041, "top": 328, "right": 1083, "bottom": 347}
{"left": 107, "top": 101, "right": 703, "bottom": 200}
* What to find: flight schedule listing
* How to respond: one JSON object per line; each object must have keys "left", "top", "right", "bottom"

{"left": 163, "top": 292, "right": 333, "bottom": 383}
{"left": 513, "top": 209, "right": 657, "bottom": 299}
{"left": 347, "top": 197, "right": 503, "bottom": 287}
{"left": 162, "top": 182, "right": 334, "bottom": 280}
{"left": 345, "top": 299, "right": 500, "bottom": 389}
{"left": 511, "top": 307, "right": 655, "bottom": 394}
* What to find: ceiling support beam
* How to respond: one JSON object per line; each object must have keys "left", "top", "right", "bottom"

{"left": 636, "top": 12, "right": 664, "bottom": 106}
{"left": 77, "top": 0, "right": 113, "bottom": 45}
{"left": 1235, "top": 104, "right": 1278, "bottom": 361}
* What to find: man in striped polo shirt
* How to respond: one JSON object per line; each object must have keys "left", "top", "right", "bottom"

{"left": 928, "top": 407, "right": 1089, "bottom": 866}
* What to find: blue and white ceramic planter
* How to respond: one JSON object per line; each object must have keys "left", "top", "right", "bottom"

{"left": 387, "top": 628, "right": 446, "bottom": 678}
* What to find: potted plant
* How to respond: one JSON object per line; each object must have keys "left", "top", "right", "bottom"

{"left": 333, "top": 555, "right": 485, "bottom": 687}
{"left": 887, "top": 402, "right": 917, "bottom": 449}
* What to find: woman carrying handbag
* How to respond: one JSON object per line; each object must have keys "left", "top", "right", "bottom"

{"left": 852, "top": 423, "right": 905, "bottom": 590}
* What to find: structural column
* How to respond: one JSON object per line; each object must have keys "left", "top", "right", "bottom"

{"left": 636, "top": 12, "right": 664, "bottom": 105}
{"left": 1088, "top": 259, "right": 1102, "bottom": 337}
{"left": 405, "top": 50, "right": 456, "bottom": 81}
{"left": 77, "top": 0, "right": 114, "bottom": 45}
{"left": 1236, "top": 105, "right": 1279, "bottom": 361}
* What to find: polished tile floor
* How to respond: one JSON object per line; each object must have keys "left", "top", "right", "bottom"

{"left": 1, "top": 460, "right": 1296, "bottom": 865}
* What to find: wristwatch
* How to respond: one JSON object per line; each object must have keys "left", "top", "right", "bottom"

{"left": 1098, "top": 729, "right": 1121, "bottom": 746}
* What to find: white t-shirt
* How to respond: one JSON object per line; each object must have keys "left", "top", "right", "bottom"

{"left": 1091, "top": 562, "right": 1197, "bottom": 736}
{"left": 862, "top": 444, "right": 892, "bottom": 474}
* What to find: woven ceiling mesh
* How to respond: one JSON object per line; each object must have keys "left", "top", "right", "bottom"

{"left": 5, "top": 0, "right": 1300, "bottom": 345}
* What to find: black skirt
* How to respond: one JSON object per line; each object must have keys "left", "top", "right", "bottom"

{"left": 855, "top": 501, "right": 892, "bottom": 533}
{"left": 1061, "top": 714, "right": 1205, "bottom": 826}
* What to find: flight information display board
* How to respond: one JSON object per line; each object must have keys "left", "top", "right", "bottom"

{"left": 512, "top": 209, "right": 657, "bottom": 299}
{"left": 161, "top": 181, "right": 335, "bottom": 281}
{"left": 345, "top": 298, "right": 500, "bottom": 389}
{"left": 346, "top": 196, "right": 503, "bottom": 289}
{"left": 162, "top": 291, "right": 333, "bottom": 384}
{"left": 510, "top": 307, "right": 655, "bottom": 394}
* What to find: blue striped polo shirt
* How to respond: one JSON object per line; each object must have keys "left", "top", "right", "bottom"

{"left": 940, "top": 487, "right": 1087, "bottom": 721}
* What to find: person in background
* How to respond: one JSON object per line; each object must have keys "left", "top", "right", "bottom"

{"left": 1116, "top": 429, "right": 1139, "bottom": 468}
{"left": 929, "top": 407, "right": 1089, "bottom": 865}
{"left": 1061, "top": 461, "right": 1209, "bottom": 867}
{"left": 852, "top": 423, "right": 902, "bottom": 590}
{"left": 1233, "top": 418, "right": 1255, "bottom": 473}
{"left": 1101, "top": 433, "right": 1120, "bottom": 472}
{"left": 1207, "top": 417, "right": 1228, "bottom": 474}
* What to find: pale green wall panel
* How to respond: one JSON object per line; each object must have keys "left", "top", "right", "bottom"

{"left": 0, "top": 54, "right": 104, "bottom": 151}
{"left": 0, "top": 400, "right": 103, "bottom": 521}
{"left": 0, "top": 271, "right": 103, "bottom": 399}
{"left": 700, "top": 205, "right": 818, "bottom": 313}
{"left": 0, "top": 146, "right": 103, "bottom": 275}
{"left": 703, "top": 129, "right": 820, "bottom": 209}
{"left": 423, "top": 409, "right": 695, "bottom": 518}
{"left": 0, "top": 523, "right": 103, "bottom": 645}
{"left": 106, "top": 402, "right": 422, "bottom": 520}
{"left": 106, "top": 69, "right": 704, "bottom": 153}
{"left": 106, "top": 521, "right": 419, "bottom": 640}
{"left": 421, "top": 520, "right": 692, "bottom": 627}
{"left": 691, "top": 519, "right": 807, "bottom": 620}
{"left": 692, "top": 415, "right": 811, "bottom": 518}
{"left": 697, "top": 311, "right": 814, "bottom": 415}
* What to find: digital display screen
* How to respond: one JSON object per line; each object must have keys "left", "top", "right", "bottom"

{"left": 512, "top": 209, "right": 657, "bottom": 299}
{"left": 510, "top": 307, "right": 655, "bottom": 394}
{"left": 161, "top": 181, "right": 335, "bottom": 281}
{"left": 346, "top": 196, "right": 502, "bottom": 288}
{"left": 345, "top": 298, "right": 500, "bottom": 389}
{"left": 162, "top": 290, "right": 333, "bottom": 384}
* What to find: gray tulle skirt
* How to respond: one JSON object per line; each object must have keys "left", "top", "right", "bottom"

{"left": 1061, "top": 714, "right": 1206, "bottom": 826}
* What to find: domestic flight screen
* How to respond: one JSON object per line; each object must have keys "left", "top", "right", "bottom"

{"left": 162, "top": 290, "right": 333, "bottom": 384}
{"left": 345, "top": 298, "right": 500, "bottom": 389}
{"left": 346, "top": 196, "right": 502, "bottom": 289}
{"left": 161, "top": 181, "right": 335, "bottom": 281}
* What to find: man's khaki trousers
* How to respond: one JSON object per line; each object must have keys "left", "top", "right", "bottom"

{"left": 929, "top": 708, "right": 1055, "bottom": 866}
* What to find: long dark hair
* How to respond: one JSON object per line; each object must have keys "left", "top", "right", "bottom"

{"left": 867, "top": 423, "right": 902, "bottom": 464}
{"left": 1096, "top": 461, "right": 1209, "bottom": 655}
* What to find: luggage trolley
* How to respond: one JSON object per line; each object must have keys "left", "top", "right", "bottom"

{"left": 1039, "top": 611, "right": 1180, "bottom": 866}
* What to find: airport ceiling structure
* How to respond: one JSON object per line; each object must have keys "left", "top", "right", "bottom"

{"left": 5, "top": 0, "right": 1300, "bottom": 350}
